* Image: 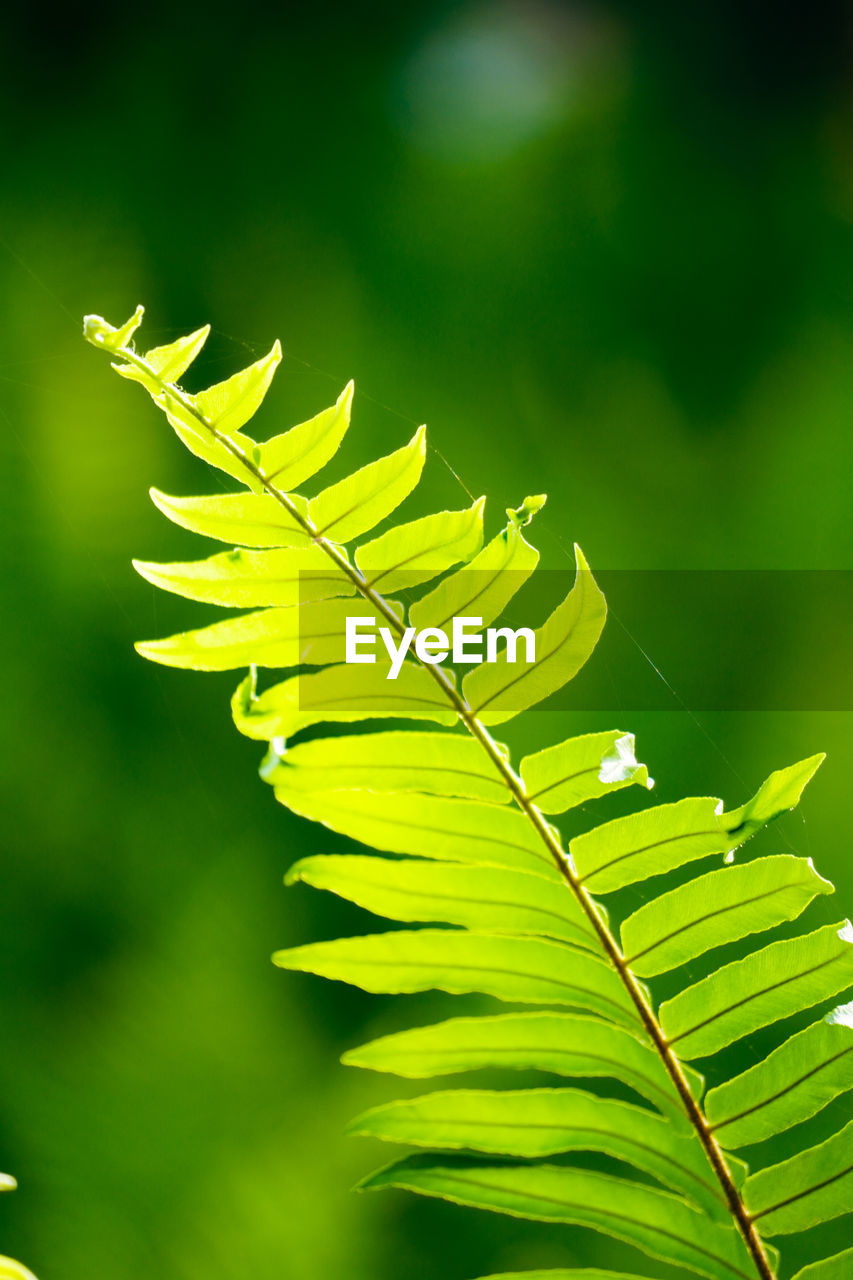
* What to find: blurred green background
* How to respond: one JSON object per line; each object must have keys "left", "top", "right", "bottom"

{"left": 1, "top": 2, "right": 852, "bottom": 1276}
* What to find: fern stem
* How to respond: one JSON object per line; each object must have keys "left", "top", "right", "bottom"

{"left": 106, "top": 335, "right": 777, "bottom": 1280}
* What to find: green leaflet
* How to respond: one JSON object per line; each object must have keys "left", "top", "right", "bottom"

{"left": 793, "top": 1248, "right": 853, "bottom": 1279}
{"left": 262, "top": 730, "right": 510, "bottom": 802}
{"left": 192, "top": 343, "right": 281, "bottom": 436}
{"left": 660, "top": 921, "right": 853, "bottom": 1060}
{"left": 308, "top": 426, "right": 426, "bottom": 542}
{"left": 409, "top": 510, "right": 540, "bottom": 632}
{"left": 272, "top": 788, "right": 562, "bottom": 881}
{"left": 135, "top": 600, "right": 393, "bottom": 672}
{"left": 84, "top": 305, "right": 144, "bottom": 351}
{"left": 133, "top": 545, "right": 354, "bottom": 607}
{"left": 572, "top": 758, "right": 824, "bottom": 894}
{"left": 746, "top": 1117, "right": 853, "bottom": 1235}
{"left": 158, "top": 344, "right": 282, "bottom": 488}
{"left": 254, "top": 381, "right": 353, "bottom": 490}
{"left": 150, "top": 488, "right": 313, "bottom": 548}
{"left": 113, "top": 324, "right": 210, "bottom": 390}
{"left": 343, "top": 1012, "right": 685, "bottom": 1121}
{"left": 520, "top": 730, "right": 651, "bottom": 814}
{"left": 359, "top": 1156, "right": 752, "bottom": 1280}
{"left": 231, "top": 663, "right": 457, "bottom": 740}
{"left": 354, "top": 498, "right": 485, "bottom": 591}
{"left": 274, "top": 930, "right": 638, "bottom": 1026}
{"left": 705, "top": 1001, "right": 853, "bottom": 1149}
{"left": 723, "top": 755, "right": 825, "bottom": 843}
{"left": 621, "top": 855, "right": 834, "bottom": 978}
{"left": 571, "top": 796, "right": 727, "bottom": 894}
{"left": 286, "top": 856, "right": 597, "bottom": 949}
{"left": 462, "top": 545, "right": 606, "bottom": 725}
{"left": 348, "top": 1087, "right": 722, "bottom": 1216}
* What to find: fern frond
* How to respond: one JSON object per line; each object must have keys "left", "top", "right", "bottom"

{"left": 86, "top": 307, "right": 853, "bottom": 1280}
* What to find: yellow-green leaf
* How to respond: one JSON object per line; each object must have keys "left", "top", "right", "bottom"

{"left": 256, "top": 381, "right": 353, "bottom": 490}
{"left": 355, "top": 498, "right": 485, "bottom": 592}
{"left": 133, "top": 545, "right": 353, "bottom": 607}
{"left": 462, "top": 545, "right": 606, "bottom": 725}
{"left": 309, "top": 426, "right": 426, "bottom": 542}
{"left": 520, "top": 730, "right": 651, "bottom": 814}
{"left": 149, "top": 487, "right": 313, "bottom": 548}
{"left": 264, "top": 730, "right": 509, "bottom": 802}
{"left": 231, "top": 663, "right": 457, "bottom": 741}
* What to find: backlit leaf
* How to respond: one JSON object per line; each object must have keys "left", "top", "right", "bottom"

{"left": 705, "top": 1001, "right": 853, "bottom": 1148}
{"left": 746, "top": 1117, "right": 853, "bottom": 1235}
{"left": 409, "top": 511, "right": 540, "bottom": 633}
{"left": 231, "top": 663, "right": 457, "bottom": 740}
{"left": 256, "top": 381, "right": 353, "bottom": 490}
{"left": 309, "top": 426, "right": 426, "bottom": 543}
{"left": 135, "top": 599, "right": 392, "bottom": 672}
{"left": 286, "top": 856, "right": 596, "bottom": 948}
{"left": 149, "top": 487, "right": 313, "bottom": 548}
{"left": 462, "top": 545, "right": 606, "bottom": 725}
{"left": 660, "top": 921, "right": 853, "bottom": 1060}
{"left": 521, "top": 730, "right": 651, "bottom": 814}
{"left": 343, "top": 1011, "right": 687, "bottom": 1122}
{"left": 272, "top": 788, "right": 562, "bottom": 881}
{"left": 263, "top": 730, "right": 509, "bottom": 802}
{"left": 354, "top": 497, "right": 485, "bottom": 592}
{"left": 621, "top": 855, "right": 833, "bottom": 978}
{"left": 360, "top": 1156, "right": 751, "bottom": 1280}
{"left": 133, "top": 545, "right": 354, "bottom": 607}
{"left": 274, "top": 930, "right": 638, "bottom": 1026}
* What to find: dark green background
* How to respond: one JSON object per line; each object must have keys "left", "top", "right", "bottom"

{"left": 1, "top": 3, "right": 851, "bottom": 1276}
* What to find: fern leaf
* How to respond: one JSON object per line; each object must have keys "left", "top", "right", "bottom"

{"left": 359, "top": 1156, "right": 752, "bottom": 1280}
{"left": 254, "top": 381, "right": 353, "bottom": 490}
{"left": 723, "top": 754, "right": 826, "bottom": 843}
{"left": 113, "top": 324, "right": 210, "bottom": 389}
{"left": 571, "top": 796, "right": 729, "bottom": 893}
{"left": 348, "top": 1086, "right": 722, "bottom": 1215}
{"left": 264, "top": 730, "right": 510, "bottom": 802}
{"left": 271, "top": 788, "right": 563, "bottom": 879}
{"left": 135, "top": 599, "right": 394, "bottom": 671}
{"left": 520, "top": 730, "right": 651, "bottom": 813}
{"left": 354, "top": 498, "right": 485, "bottom": 591}
{"left": 149, "top": 488, "right": 314, "bottom": 547}
{"left": 274, "top": 930, "right": 638, "bottom": 1025}
{"left": 660, "top": 921, "right": 853, "bottom": 1059}
{"left": 231, "top": 663, "right": 458, "bottom": 739}
{"left": 286, "top": 856, "right": 598, "bottom": 947}
{"left": 621, "top": 855, "right": 834, "bottom": 977}
{"left": 133, "top": 545, "right": 354, "bottom": 607}
{"left": 159, "top": 344, "right": 281, "bottom": 487}
{"left": 308, "top": 426, "right": 426, "bottom": 541}
{"left": 792, "top": 1248, "right": 853, "bottom": 1279}
{"left": 409, "top": 505, "right": 540, "bottom": 632}
{"left": 704, "top": 1001, "right": 853, "bottom": 1147}
{"left": 87, "top": 308, "right": 853, "bottom": 1280}
{"left": 745, "top": 1117, "right": 853, "bottom": 1235}
{"left": 462, "top": 545, "right": 606, "bottom": 724}
{"left": 342, "top": 1011, "right": 692, "bottom": 1121}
